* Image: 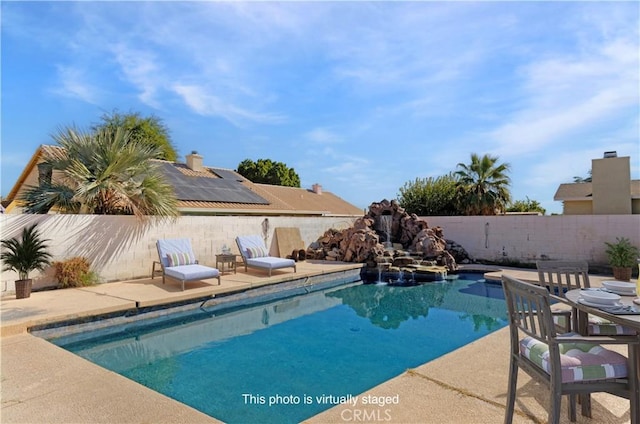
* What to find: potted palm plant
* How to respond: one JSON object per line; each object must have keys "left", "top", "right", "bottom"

{"left": 1, "top": 223, "right": 52, "bottom": 299}
{"left": 604, "top": 237, "right": 639, "bottom": 282}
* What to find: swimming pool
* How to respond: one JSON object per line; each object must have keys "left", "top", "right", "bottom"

{"left": 48, "top": 275, "right": 507, "bottom": 423}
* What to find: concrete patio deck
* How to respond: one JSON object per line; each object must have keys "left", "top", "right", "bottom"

{"left": 0, "top": 262, "right": 632, "bottom": 423}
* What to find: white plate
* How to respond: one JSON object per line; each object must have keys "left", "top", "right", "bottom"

{"left": 579, "top": 298, "right": 623, "bottom": 309}
{"left": 579, "top": 290, "right": 621, "bottom": 305}
{"left": 606, "top": 288, "right": 637, "bottom": 296}
{"left": 602, "top": 281, "right": 636, "bottom": 292}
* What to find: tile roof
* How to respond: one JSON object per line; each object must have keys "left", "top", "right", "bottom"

{"left": 553, "top": 183, "right": 592, "bottom": 200}
{"left": 175, "top": 179, "right": 363, "bottom": 216}
{"left": 254, "top": 183, "right": 364, "bottom": 216}
{"left": 554, "top": 180, "right": 640, "bottom": 201}
{"left": 154, "top": 160, "right": 363, "bottom": 216}
{"left": 5, "top": 146, "right": 364, "bottom": 217}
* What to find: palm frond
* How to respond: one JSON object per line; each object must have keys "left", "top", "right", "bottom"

{"left": 33, "top": 125, "right": 179, "bottom": 219}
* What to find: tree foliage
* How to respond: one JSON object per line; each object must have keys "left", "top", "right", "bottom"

{"left": 573, "top": 170, "right": 592, "bottom": 183}
{"left": 21, "top": 125, "right": 179, "bottom": 218}
{"left": 397, "top": 173, "right": 461, "bottom": 216}
{"left": 396, "top": 153, "right": 545, "bottom": 217}
{"left": 237, "top": 158, "right": 301, "bottom": 187}
{"left": 454, "top": 153, "right": 512, "bottom": 215}
{"left": 92, "top": 110, "right": 178, "bottom": 161}
{"left": 506, "top": 197, "right": 546, "bottom": 215}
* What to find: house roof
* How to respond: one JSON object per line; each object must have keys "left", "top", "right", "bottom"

{"left": 160, "top": 161, "right": 362, "bottom": 216}
{"left": 4, "top": 145, "right": 64, "bottom": 205}
{"left": 554, "top": 180, "right": 640, "bottom": 201}
{"left": 155, "top": 161, "right": 270, "bottom": 205}
{"left": 5, "top": 145, "right": 364, "bottom": 217}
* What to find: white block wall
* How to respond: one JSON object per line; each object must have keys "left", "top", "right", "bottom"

{"left": 424, "top": 215, "right": 640, "bottom": 265}
{"left": 0, "top": 214, "right": 357, "bottom": 293}
{"left": 2, "top": 214, "right": 639, "bottom": 294}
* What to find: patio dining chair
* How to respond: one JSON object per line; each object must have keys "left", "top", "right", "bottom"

{"left": 536, "top": 260, "right": 637, "bottom": 336}
{"left": 502, "top": 275, "right": 637, "bottom": 424}
{"left": 156, "top": 238, "right": 220, "bottom": 291}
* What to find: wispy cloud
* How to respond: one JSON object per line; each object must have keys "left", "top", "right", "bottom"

{"left": 110, "top": 43, "right": 162, "bottom": 108}
{"left": 52, "top": 65, "right": 100, "bottom": 104}
{"left": 491, "top": 29, "right": 638, "bottom": 157}
{"left": 304, "top": 128, "right": 342, "bottom": 144}
{"left": 173, "top": 84, "right": 286, "bottom": 126}
{"left": 3, "top": 1, "right": 638, "bottom": 212}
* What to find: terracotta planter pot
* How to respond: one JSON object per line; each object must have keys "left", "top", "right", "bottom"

{"left": 612, "top": 266, "right": 632, "bottom": 282}
{"left": 15, "top": 279, "right": 32, "bottom": 299}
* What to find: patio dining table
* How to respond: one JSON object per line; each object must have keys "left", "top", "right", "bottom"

{"left": 565, "top": 288, "right": 640, "bottom": 424}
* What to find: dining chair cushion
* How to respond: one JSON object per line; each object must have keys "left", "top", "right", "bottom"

{"left": 520, "top": 336, "right": 628, "bottom": 383}
{"left": 588, "top": 316, "right": 638, "bottom": 336}
{"left": 553, "top": 314, "right": 569, "bottom": 331}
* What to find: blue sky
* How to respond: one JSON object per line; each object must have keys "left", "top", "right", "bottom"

{"left": 2, "top": 1, "right": 638, "bottom": 214}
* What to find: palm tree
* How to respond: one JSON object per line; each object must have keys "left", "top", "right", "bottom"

{"left": 573, "top": 170, "right": 592, "bottom": 183}
{"left": 21, "top": 126, "right": 179, "bottom": 219}
{"left": 455, "top": 153, "right": 512, "bottom": 215}
{"left": 1, "top": 223, "right": 52, "bottom": 281}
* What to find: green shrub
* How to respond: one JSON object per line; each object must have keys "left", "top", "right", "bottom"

{"left": 53, "top": 257, "right": 98, "bottom": 288}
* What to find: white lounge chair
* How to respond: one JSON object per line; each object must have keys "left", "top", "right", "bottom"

{"left": 235, "top": 235, "right": 296, "bottom": 277}
{"left": 156, "top": 238, "right": 220, "bottom": 291}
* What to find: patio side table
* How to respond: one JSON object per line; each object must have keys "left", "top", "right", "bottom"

{"left": 216, "top": 254, "right": 237, "bottom": 274}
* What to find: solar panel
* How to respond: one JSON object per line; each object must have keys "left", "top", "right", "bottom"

{"left": 158, "top": 163, "right": 269, "bottom": 204}
{"left": 210, "top": 168, "right": 248, "bottom": 182}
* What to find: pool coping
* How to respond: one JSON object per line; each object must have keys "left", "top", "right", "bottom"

{"left": 1, "top": 263, "right": 631, "bottom": 424}
{"left": 0, "top": 260, "right": 362, "bottom": 337}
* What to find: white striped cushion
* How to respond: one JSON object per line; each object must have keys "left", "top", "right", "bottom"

{"left": 519, "top": 336, "right": 628, "bottom": 383}
{"left": 246, "top": 246, "right": 268, "bottom": 258}
{"left": 551, "top": 312, "right": 637, "bottom": 336}
{"left": 166, "top": 251, "right": 196, "bottom": 267}
{"left": 588, "top": 315, "right": 638, "bottom": 336}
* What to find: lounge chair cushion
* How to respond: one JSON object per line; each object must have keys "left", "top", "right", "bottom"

{"left": 236, "top": 235, "right": 296, "bottom": 274}
{"left": 520, "top": 336, "right": 628, "bottom": 383}
{"left": 246, "top": 256, "right": 296, "bottom": 270}
{"left": 156, "top": 238, "right": 221, "bottom": 289}
{"left": 164, "top": 264, "right": 220, "bottom": 281}
{"left": 167, "top": 251, "right": 196, "bottom": 267}
{"left": 157, "top": 239, "right": 198, "bottom": 268}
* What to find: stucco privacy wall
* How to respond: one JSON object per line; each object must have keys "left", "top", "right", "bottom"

{"left": 425, "top": 215, "right": 640, "bottom": 266}
{"left": 0, "top": 214, "right": 357, "bottom": 294}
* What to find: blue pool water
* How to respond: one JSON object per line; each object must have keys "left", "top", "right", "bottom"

{"left": 51, "top": 275, "right": 507, "bottom": 423}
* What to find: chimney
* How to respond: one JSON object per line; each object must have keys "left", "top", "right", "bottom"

{"left": 312, "top": 183, "right": 323, "bottom": 194}
{"left": 186, "top": 151, "right": 204, "bottom": 172}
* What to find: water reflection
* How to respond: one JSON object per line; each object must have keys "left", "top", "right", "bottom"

{"left": 458, "top": 313, "right": 505, "bottom": 332}
{"left": 328, "top": 280, "right": 507, "bottom": 331}
{"left": 327, "top": 282, "right": 452, "bottom": 329}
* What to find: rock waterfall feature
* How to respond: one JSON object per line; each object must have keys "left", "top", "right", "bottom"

{"left": 306, "top": 199, "right": 462, "bottom": 284}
